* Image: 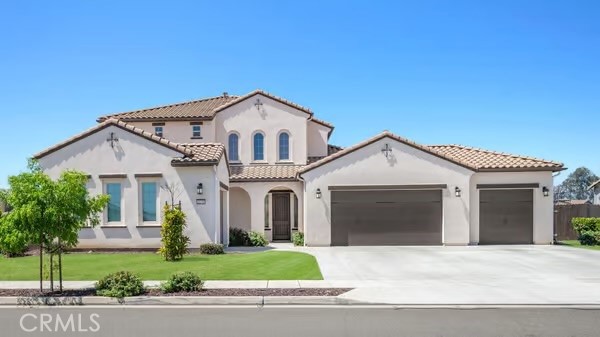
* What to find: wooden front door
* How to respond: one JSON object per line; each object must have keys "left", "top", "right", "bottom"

{"left": 272, "top": 193, "right": 291, "bottom": 240}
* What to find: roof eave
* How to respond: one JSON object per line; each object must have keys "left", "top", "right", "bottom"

{"left": 476, "top": 167, "right": 566, "bottom": 173}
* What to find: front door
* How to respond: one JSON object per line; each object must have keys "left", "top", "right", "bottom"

{"left": 272, "top": 193, "right": 291, "bottom": 240}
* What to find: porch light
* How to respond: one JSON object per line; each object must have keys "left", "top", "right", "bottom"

{"left": 316, "top": 188, "right": 322, "bottom": 199}
{"left": 455, "top": 187, "right": 461, "bottom": 197}
{"left": 197, "top": 183, "right": 203, "bottom": 195}
{"left": 542, "top": 186, "right": 549, "bottom": 197}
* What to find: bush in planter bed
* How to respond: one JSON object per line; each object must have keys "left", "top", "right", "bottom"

{"left": 229, "top": 227, "right": 250, "bottom": 246}
{"left": 95, "top": 271, "right": 145, "bottom": 298}
{"left": 160, "top": 271, "right": 204, "bottom": 293}
{"left": 292, "top": 232, "right": 304, "bottom": 246}
{"left": 199, "top": 243, "right": 224, "bottom": 255}
{"left": 572, "top": 217, "right": 600, "bottom": 245}
{"left": 248, "top": 231, "right": 268, "bottom": 247}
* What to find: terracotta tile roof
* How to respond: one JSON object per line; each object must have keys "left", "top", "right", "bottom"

{"left": 34, "top": 118, "right": 193, "bottom": 159}
{"left": 429, "top": 144, "right": 564, "bottom": 171}
{"left": 327, "top": 144, "right": 344, "bottom": 155}
{"left": 230, "top": 165, "right": 304, "bottom": 182}
{"left": 171, "top": 143, "right": 226, "bottom": 166}
{"left": 299, "top": 131, "right": 565, "bottom": 175}
{"left": 214, "top": 89, "right": 313, "bottom": 115}
{"left": 310, "top": 116, "right": 334, "bottom": 129}
{"left": 555, "top": 199, "right": 591, "bottom": 205}
{"left": 97, "top": 95, "right": 240, "bottom": 122}
{"left": 588, "top": 180, "right": 600, "bottom": 190}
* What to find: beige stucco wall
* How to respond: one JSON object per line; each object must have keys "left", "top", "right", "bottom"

{"left": 307, "top": 121, "right": 330, "bottom": 157}
{"left": 37, "top": 125, "right": 224, "bottom": 248}
{"left": 301, "top": 137, "right": 474, "bottom": 246}
{"left": 128, "top": 120, "right": 216, "bottom": 143}
{"left": 469, "top": 171, "right": 555, "bottom": 244}
{"left": 214, "top": 94, "right": 309, "bottom": 165}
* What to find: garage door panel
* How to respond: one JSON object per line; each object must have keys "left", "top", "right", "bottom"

{"left": 480, "top": 189, "right": 533, "bottom": 244}
{"left": 331, "top": 190, "right": 442, "bottom": 246}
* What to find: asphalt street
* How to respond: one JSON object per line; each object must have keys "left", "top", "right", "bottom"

{"left": 1, "top": 306, "right": 599, "bottom": 337}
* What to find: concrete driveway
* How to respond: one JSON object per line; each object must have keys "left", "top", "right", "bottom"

{"left": 298, "top": 245, "right": 600, "bottom": 304}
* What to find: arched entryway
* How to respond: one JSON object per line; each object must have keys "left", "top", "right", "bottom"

{"left": 229, "top": 187, "right": 251, "bottom": 232}
{"left": 266, "top": 187, "right": 299, "bottom": 241}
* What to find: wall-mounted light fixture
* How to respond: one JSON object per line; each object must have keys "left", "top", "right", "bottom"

{"left": 455, "top": 187, "right": 461, "bottom": 197}
{"left": 315, "top": 188, "right": 322, "bottom": 199}
{"left": 542, "top": 186, "right": 549, "bottom": 197}
{"left": 197, "top": 183, "right": 203, "bottom": 195}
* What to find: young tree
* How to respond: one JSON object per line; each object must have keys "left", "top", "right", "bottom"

{"left": 2, "top": 160, "right": 109, "bottom": 292}
{"left": 554, "top": 167, "right": 599, "bottom": 201}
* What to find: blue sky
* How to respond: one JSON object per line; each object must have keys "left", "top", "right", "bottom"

{"left": 0, "top": 0, "right": 598, "bottom": 187}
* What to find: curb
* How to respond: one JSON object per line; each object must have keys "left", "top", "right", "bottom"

{"left": 0, "top": 296, "right": 359, "bottom": 306}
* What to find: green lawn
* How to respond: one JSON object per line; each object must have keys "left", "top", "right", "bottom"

{"left": 559, "top": 240, "right": 600, "bottom": 251}
{"left": 0, "top": 251, "right": 323, "bottom": 281}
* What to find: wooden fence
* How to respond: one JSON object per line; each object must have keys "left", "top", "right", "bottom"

{"left": 554, "top": 204, "right": 600, "bottom": 240}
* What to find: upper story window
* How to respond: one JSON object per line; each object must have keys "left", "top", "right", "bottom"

{"left": 228, "top": 133, "right": 239, "bottom": 162}
{"left": 278, "top": 132, "right": 290, "bottom": 161}
{"left": 154, "top": 126, "right": 164, "bottom": 137}
{"left": 105, "top": 183, "right": 122, "bottom": 223}
{"left": 192, "top": 125, "right": 201, "bottom": 138}
{"left": 253, "top": 132, "right": 265, "bottom": 161}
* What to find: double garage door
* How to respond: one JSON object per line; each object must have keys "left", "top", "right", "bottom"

{"left": 330, "top": 188, "right": 534, "bottom": 246}
{"left": 331, "top": 189, "right": 443, "bottom": 246}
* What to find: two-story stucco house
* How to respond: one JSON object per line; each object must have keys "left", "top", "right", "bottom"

{"left": 34, "top": 90, "right": 565, "bottom": 247}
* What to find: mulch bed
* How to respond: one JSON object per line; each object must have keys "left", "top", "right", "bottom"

{"left": 0, "top": 288, "right": 351, "bottom": 297}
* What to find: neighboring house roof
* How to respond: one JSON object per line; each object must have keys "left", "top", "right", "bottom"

{"left": 230, "top": 165, "right": 304, "bottom": 182}
{"left": 298, "top": 131, "right": 565, "bottom": 175}
{"left": 33, "top": 119, "right": 227, "bottom": 168}
{"left": 327, "top": 144, "right": 344, "bottom": 155}
{"left": 555, "top": 199, "right": 591, "bottom": 206}
{"left": 97, "top": 90, "right": 335, "bottom": 130}
{"left": 171, "top": 143, "right": 227, "bottom": 166}
{"left": 588, "top": 180, "right": 600, "bottom": 190}
{"left": 429, "top": 144, "right": 564, "bottom": 172}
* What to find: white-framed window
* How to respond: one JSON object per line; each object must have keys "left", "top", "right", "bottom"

{"left": 154, "top": 126, "right": 164, "bottom": 137}
{"left": 140, "top": 181, "right": 159, "bottom": 223}
{"left": 253, "top": 132, "right": 265, "bottom": 161}
{"left": 228, "top": 133, "right": 240, "bottom": 162}
{"left": 104, "top": 181, "right": 123, "bottom": 224}
{"left": 278, "top": 131, "right": 290, "bottom": 161}
{"left": 192, "top": 125, "right": 201, "bottom": 138}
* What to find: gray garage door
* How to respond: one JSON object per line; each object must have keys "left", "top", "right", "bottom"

{"left": 479, "top": 189, "right": 533, "bottom": 244}
{"left": 331, "top": 189, "right": 443, "bottom": 246}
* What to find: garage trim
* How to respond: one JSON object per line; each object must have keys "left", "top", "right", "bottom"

{"left": 477, "top": 183, "right": 539, "bottom": 189}
{"left": 329, "top": 184, "right": 447, "bottom": 191}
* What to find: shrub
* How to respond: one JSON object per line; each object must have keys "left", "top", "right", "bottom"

{"left": 95, "top": 271, "right": 145, "bottom": 298}
{"left": 158, "top": 205, "right": 190, "bottom": 261}
{"left": 160, "top": 271, "right": 204, "bottom": 293}
{"left": 229, "top": 227, "right": 250, "bottom": 246}
{"left": 572, "top": 218, "right": 600, "bottom": 245}
{"left": 292, "top": 232, "right": 304, "bottom": 246}
{"left": 248, "top": 231, "right": 268, "bottom": 247}
{"left": 199, "top": 243, "right": 224, "bottom": 255}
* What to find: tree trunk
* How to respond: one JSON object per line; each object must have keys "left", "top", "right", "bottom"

{"left": 39, "top": 235, "right": 43, "bottom": 293}
{"left": 49, "top": 252, "right": 54, "bottom": 292}
{"left": 58, "top": 239, "right": 63, "bottom": 292}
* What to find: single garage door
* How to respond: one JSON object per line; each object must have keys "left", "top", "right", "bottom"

{"left": 331, "top": 189, "right": 442, "bottom": 246}
{"left": 479, "top": 189, "right": 533, "bottom": 244}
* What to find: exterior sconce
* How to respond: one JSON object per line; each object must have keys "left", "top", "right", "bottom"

{"left": 542, "top": 186, "right": 549, "bottom": 197}
{"left": 197, "top": 183, "right": 203, "bottom": 195}
{"left": 315, "top": 188, "right": 322, "bottom": 199}
{"left": 455, "top": 187, "right": 461, "bottom": 197}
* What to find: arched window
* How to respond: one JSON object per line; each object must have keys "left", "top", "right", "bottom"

{"left": 253, "top": 132, "right": 264, "bottom": 161}
{"left": 228, "top": 133, "right": 239, "bottom": 161}
{"left": 278, "top": 132, "right": 290, "bottom": 161}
